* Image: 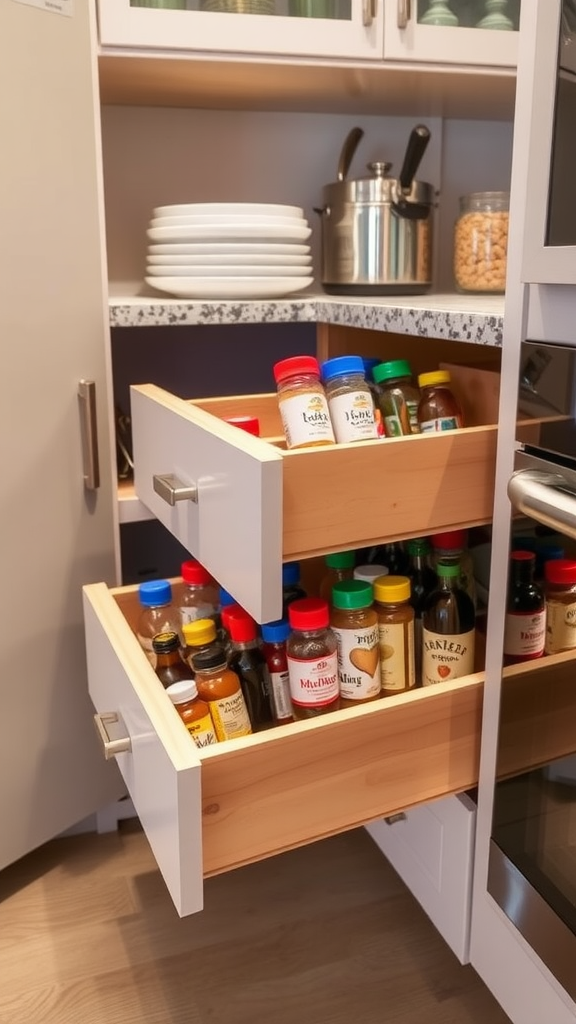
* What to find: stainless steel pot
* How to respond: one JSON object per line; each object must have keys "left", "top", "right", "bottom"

{"left": 317, "top": 125, "right": 435, "bottom": 295}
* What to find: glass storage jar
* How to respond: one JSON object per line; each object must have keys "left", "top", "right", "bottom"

{"left": 453, "top": 191, "right": 509, "bottom": 294}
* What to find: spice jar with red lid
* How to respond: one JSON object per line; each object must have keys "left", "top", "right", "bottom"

{"left": 286, "top": 598, "right": 339, "bottom": 718}
{"left": 544, "top": 559, "right": 576, "bottom": 655}
{"left": 273, "top": 356, "right": 335, "bottom": 449}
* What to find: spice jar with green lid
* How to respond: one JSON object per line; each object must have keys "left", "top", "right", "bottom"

{"left": 372, "top": 359, "right": 421, "bottom": 437}
{"left": 330, "top": 580, "right": 381, "bottom": 707}
{"left": 373, "top": 575, "right": 416, "bottom": 697}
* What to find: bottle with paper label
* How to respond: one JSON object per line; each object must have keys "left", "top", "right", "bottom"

{"left": 503, "top": 550, "right": 545, "bottom": 665}
{"left": 422, "top": 563, "right": 475, "bottom": 685}
{"left": 373, "top": 576, "right": 416, "bottom": 697}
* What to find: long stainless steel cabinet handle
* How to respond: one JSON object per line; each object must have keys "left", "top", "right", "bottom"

{"left": 363, "top": 0, "right": 377, "bottom": 27}
{"left": 78, "top": 379, "right": 100, "bottom": 491}
{"left": 397, "top": 0, "right": 410, "bottom": 29}
{"left": 508, "top": 469, "right": 576, "bottom": 541}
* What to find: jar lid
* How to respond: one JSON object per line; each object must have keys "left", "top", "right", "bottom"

{"left": 510, "top": 550, "right": 535, "bottom": 563}
{"left": 139, "top": 578, "right": 172, "bottom": 607}
{"left": 181, "top": 559, "right": 214, "bottom": 586}
{"left": 166, "top": 679, "right": 199, "bottom": 705}
{"left": 227, "top": 610, "right": 258, "bottom": 643}
{"left": 353, "top": 563, "right": 388, "bottom": 583}
{"left": 221, "top": 603, "right": 243, "bottom": 631}
{"left": 407, "top": 537, "right": 432, "bottom": 556}
{"left": 544, "top": 559, "right": 576, "bottom": 585}
{"left": 431, "top": 530, "right": 466, "bottom": 551}
{"left": 418, "top": 370, "right": 451, "bottom": 388}
{"left": 182, "top": 618, "right": 217, "bottom": 647}
{"left": 332, "top": 579, "right": 374, "bottom": 610}
{"left": 288, "top": 597, "right": 329, "bottom": 630}
{"left": 152, "top": 630, "right": 180, "bottom": 653}
{"left": 437, "top": 563, "right": 460, "bottom": 578}
{"left": 282, "top": 561, "right": 301, "bottom": 586}
{"left": 325, "top": 550, "right": 356, "bottom": 570}
{"left": 460, "top": 190, "right": 510, "bottom": 210}
{"left": 223, "top": 415, "right": 260, "bottom": 437}
{"left": 372, "top": 359, "right": 412, "bottom": 385}
{"left": 273, "top": 355, "right": 320, "bottom": 383}
{"left": 362, "top": 357, "right": 380, "bottom": 378}
{"left": 261, "top": 618, "right": 291, "bottom": 644}
{"left": 373, "top": 575, "right": 411, "bottom": 603}
{"left": 218, "top": 586, "right": 236, "bottom": 607}
{"left": 321, "top": 355, "right": 365, "bottom": 382}
{"left": 191, "top": 644, "right": 228, "bottom": 672}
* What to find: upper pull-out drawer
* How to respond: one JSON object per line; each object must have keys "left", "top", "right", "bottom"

{"left": 130, "top": 384, "right": 498, "bottom": 622}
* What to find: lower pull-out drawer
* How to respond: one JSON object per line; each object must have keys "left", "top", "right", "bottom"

{"left": 83, "top": 579, "right": 484, "bottom": 918}
{"left": 130, "top": 383, "right": 498, "bottom": 623}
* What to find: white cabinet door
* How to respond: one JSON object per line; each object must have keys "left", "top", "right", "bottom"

{"left": 0, "top": 0, "right": 124, "bottom": 870}
{"left": 383, "top": 0, "right": 519, "bottom": 67}
{"left": 97, "top": 1, "right": 385, "bottom": 61}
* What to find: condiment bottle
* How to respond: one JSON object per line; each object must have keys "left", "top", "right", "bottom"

{"left": 319, "top": 550, "right": 355, "bottom": 604}
{"left": 260, "top": 619, "right": 294, "bottom": 724}
{"left": 179, "top": 559, "right": 219, "bottom": 628}
{"left": 191, "top": 645, "right": 252, "bottom": 741}
{"left": 282, "top": 561, "right": 307, "bottom": 614}
{"left": 321, "top": 355, "right": 378, "bottom": 443}
{"left": 406, "top": 538, "right": 437, "bottom": 683}
{"left": 431, "top": 530, "right": 476, "bottom": 609}
{"left": 152, "top": 631, "right": 193, "bottom": 688}
{"left": 417, "top": 370, "right": 464, "bottom": 433}
{"left": 182, "top": 617, "right": 219, "bottom": 672}
{"left": 273, "top": 355, "right": 335, "bottom": 449}
{"left": 372, "top": 359, "right": 421, "bottom": 437}
{"left": 223, "top": 415, "right": 260, "bottom": 436}
{"left": 330, "top": 580, "right": 381, "bottom": 707}
{"left": 286, "top": 598, "right": 339, "bottom": 719}
{"left": 136, "top": 579, "right": 180, "bottom": 668}
{"left": 422, "top": 563, "right": 475, "bottom": 685}
{"left": 544, "top": 559, "right": 576, "bottom": 655}
{"left": 227, "top": 610, "right": 274, "bottom": 731}
{"left": 503, "top": 551, "right": 545, "bottom": 665}
{"left": 166, "top": 680, "right": 218, "bottom": 749}
{"left": 353, "top": 563, "right": 389, "bottom": 585}
{"left": 373, "top": 576, "right": 416, "bottom": 697}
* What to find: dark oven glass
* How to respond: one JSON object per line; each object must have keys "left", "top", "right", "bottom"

{"left": 546, "top": 0, "right": 576, "bottom": 246}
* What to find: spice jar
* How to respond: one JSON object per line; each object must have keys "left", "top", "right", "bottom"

{"left": 544, "top": 559, "right": 576, "bottom": 655}
{"left": 166, "top": 679, "right": 218, "bottom": 749}
{"left": 373, "top": 576, "right": 416, "bottom": 697}
{"left": 273, "top": 355, "right": 335, "bottom": 449}
{"left": 286, "top": 598, "right": 339, "bottom": 719}
{"left": 321, "top": 355, "right": 378, "bottom": 443}
{"left": 417, "top": 370, "right": 464, "bottom": 433}
{"left": 330, "top": 580, "right": 381, "bottom": 707}
{"left": 372, "top": 359, "right": 421, "bottom": 437}
{"left": 453, "top": 191, "right": 509, "bottom": 294}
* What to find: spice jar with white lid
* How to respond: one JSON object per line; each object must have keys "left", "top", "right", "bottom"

{"left": 453, "top": 191, "right": 509, "bottom": 294}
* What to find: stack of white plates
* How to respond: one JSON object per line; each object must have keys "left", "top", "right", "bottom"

{"left": 145, "top": 203, "right": 314, "bottom": 299}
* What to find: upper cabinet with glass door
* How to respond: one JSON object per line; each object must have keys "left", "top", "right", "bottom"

{"left": 383, "top": 0, "right": 520, "bottom": 67}
{"left": 97, "top": 1, "right": 385, "bottom": 62}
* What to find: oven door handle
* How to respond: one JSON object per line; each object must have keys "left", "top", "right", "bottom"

{"left": 508, "top": 468, "right": 576, "bottom": 540}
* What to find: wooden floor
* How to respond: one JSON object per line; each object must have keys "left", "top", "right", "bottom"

{"left": 0, "top": 822, "right": 511, "bottom": 1024}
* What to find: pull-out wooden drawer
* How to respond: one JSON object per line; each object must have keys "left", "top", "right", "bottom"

{"left": 130, "top": 383, "right": 498, "bottom": 622}
{"left": 83, "top": 579, "right": 484, "bottom": 917}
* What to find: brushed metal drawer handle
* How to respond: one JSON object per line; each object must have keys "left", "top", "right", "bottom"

{"left": 94, "top": 712, "right": 132, "bottom": 760}
{"left": 384, "top": 812, "right": 407, "bottom": 825}
{"left": 153, "top": 473, "right": 198, "bottom": 505}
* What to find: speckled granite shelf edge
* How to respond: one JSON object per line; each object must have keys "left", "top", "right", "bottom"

{"left": 108, "top": 293, "right": 504, "bottom": 346}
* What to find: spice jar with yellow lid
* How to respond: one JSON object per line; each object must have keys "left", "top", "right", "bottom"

{"left": 453, "top": 191, "right": 509, "bottom": 294}
{"left": 417, "top": 370, "right": 464, "bottom": 433}
{"left": 373, "top": 575, "right": 416, "bottom": 697}
{"left": 273, "top": 356, "right": 335, "bottom": 449}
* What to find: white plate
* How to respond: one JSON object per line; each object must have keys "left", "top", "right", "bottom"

{"left": 144, "top": 276, "right": 313, "bottom": 299}
{"left": 147, "top": 224, "right": 312, "bottom": 243}
{"left": 152, "top": 203, "right": 305, "bottom": 219}
{"left": 146, "top": 264, "right": 311, "bottom": 277}
{"left": 147, "top": 241, "right": 311, "bottom": 256}
{"left": 149, "top": 214, "right": 307, "bottom": 228}
{"left": 147, "top": 253, "right": 313, "bottom": 267}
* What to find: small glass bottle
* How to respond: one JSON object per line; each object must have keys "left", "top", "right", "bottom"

{"left": 321, "top": 355, "right": 378, "bottom": 444}
{"left": 166, "top": 679, "right": 219, "bottom": 749}
{"left": 191, "top": 645, "right": 252, "bottom": 742}
{"left": 227, "top": 610, "right": 274, "bottom": 731}
{"left": 406, "top": 538, "right": 437, "bottom": 683}
{"left": 373, "top": 576, "right": 416, "bottom": 697}
{"left": 422, "top": 563, "right": 476, "bottom": 685}
{"left": 286, "top": 598, "right": 339, "bottom": 719}
{"left": 261, "top": 619, "right": 294, "bottom": 724}
{"left": 544, "top": 559, "right": 576, "bottom": 655}
{"left": 273, "top": 355, "right": 335, "bottom": 449}
{"left": 330, "top": 580, "right": 381, "bottom": 707}
{"left": 282, "top": 561, "right": 307, "bottom": 614}
{"left": 417, "top": 370, "right": 464, "bottom": 433}
{"left": 319, "top": 550, "right": 356, "bottom": 604}
{"left": 182, "top": 617, "right": 219, "bottom": 672}
{"left": 179, "top": 559, "right": 219, "bottom": 629}
{"left": 136, "top": 579, "right": 180, "bottom": 668}
{"left": 503, "top": 551, "right": 545, "bottom": 665}
{"left": 372, "top": 359, "right": 421, "bottom": 437}
{"left": 431, "top": 530, "right": 476, "bottom": 609}
{"left": 152, "top": 631, "right": 193, "bottom": 689}
{"left": 454, "top": 191, "right": 509, "bottom": 294}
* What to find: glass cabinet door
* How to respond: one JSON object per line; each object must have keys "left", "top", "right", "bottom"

{"left": 383, "top": 0, "right": 520, "bottom": 66}
{"left": 98, "top": 0, "right": 384, "bottom": 61}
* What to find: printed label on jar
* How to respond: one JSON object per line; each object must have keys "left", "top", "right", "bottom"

{"left": 419, "top": 417, "right": 460, "bottom": 433}
{"left": 185, "top": 714, "right": 218, "bottom": 748}
{"left": 328, "top": 391, "right": 378, "bottom": 443}
{"left": 287, "top": 651, "right": 339, "bottom": 708}
{"left": 332, "top": 624, "right": 381, "bottom": 700}
{"left": 503, "top": 611, "right": 545, "bottom": 660}
{"left": 265, "top": 667, "right": 293, "bottom": 720}
{"left": 207, "top": 691, "right": 252, "bottom": 741}
{"left": 180, "top": 603, "right": 215, "bottom": 626}
{"left": 378, "top": 621, "right": 415, "bottom": 692}
{"left": 279, "top": 393, "right": 334, "bottom": 448}
{"left": 422, "top": 628, "right": 475, "bottom": 686}
{"left": 406, "top": 399, "right": 420, "bottom": 434}
{"left": 545, "top": 600, "right": 576, "bottom": 654}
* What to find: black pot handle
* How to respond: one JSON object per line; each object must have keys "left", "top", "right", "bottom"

{"left": 398, "top": 124, "right": 431, "bottom": 195}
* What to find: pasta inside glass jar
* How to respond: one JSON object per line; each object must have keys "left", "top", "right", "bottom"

{"left": 453, "top": 191, "right": 509, "bottom": 294}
